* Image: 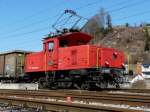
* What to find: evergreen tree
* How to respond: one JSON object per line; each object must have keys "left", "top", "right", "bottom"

{"left": 125, "top": 23, "right": 129, "bottom": 27}
{"left": 106, "top": 14, "right": 112, "bottom": 31}
{"left": 144, "top": 27, "right": 150, "bottom": 51}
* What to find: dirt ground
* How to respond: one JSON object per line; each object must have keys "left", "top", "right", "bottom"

{"left": 131, "top": 80, "right": 147, "bottom": 89}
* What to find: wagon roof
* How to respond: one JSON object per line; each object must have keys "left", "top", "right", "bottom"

{"left": 0, "top": 50, "right": 31, "bottom": 55}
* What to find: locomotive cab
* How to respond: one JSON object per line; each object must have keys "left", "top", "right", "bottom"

{"left": 25, "top": 31, "right": 93, "bottom": 73}
{"left": 58, "top": 31, "right": 92, "bottom": 47}
{"left": 42, "top": 31, "right": 94, "bottom": 71}
{"left": 43, "top": 31, "right": 92, "bottom": 49}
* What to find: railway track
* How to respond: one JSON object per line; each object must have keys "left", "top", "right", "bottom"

{"left": 0, "top": 90, "right": 150, "bottom": 107}
{"left": 0, "top": 89, "right": 149, "bottom": 111}
{"left": 0, "top": 88, "right": 148, "bottom": 94}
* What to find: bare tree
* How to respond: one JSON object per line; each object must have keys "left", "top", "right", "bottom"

{"left": 82, "top": 8, "right": 109, "bottom": 32}
{"left": 96, "top": 8, "right": 106, "bottom": 29}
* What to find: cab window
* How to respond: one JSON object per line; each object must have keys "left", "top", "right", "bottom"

{"left": 48, "top": 42, "right": 54, "bottom": 51}
{"left": 59, "top": 40, "right": 68, "bottom": 47}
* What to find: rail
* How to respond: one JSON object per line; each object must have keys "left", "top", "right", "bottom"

{"left": 0, "top": 89, "right": 149, "bottom": 111}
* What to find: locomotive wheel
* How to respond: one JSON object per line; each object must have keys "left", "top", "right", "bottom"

{"left": 51, "top": 83, "right": 58, "bottom": 90}
{"left": 58, "top": 82, "right": 72, "bottom": 89}
{"left": 81, "top": 83, "right": 90, "bottom": 90}
{"left": 38, "top": 77, "right": 47, "bottom": 89}
{"left": 115, "top": 83, "right": 120, "bottom": 88}
{"left": 100, "top": 82, "right": 108, "bottom": 89}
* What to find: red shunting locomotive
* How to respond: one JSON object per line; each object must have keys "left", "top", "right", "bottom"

{"left": 25, "top": 32, "right": 125, "bottom": 89}
{"left": 24, "top": 10, "right": 125, "bottom": 89}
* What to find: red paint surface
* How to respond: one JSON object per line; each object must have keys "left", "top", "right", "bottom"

{"left": 25, "top": 32, "right": 124, "bottom": 73}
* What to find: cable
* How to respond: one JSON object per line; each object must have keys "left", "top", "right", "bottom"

{"left": 3, "top": 0, "right": 140, "bottom": 37}
{"left": 81, "top": 0, "right": 147, "bottom": 17}
{"left": 114, "top": 9, "right": 150, "bottom": 21}
{"left": 75, "top": 0, "right": 103, "bottom": 11}
{"left": 1, "top": 0, "right": 149, "bottom": 49}
{"left": 1, "top": 36, "right": 44, "bottom": 50}
{"left": 0, "top": 0, "right": 65, "bottom": 28}
{"left": 0, "top": 0, "right": 101, "bottom": 36}
{"left": 108, "top": 0, "right": 146, "bottom": 13}
{"left": 1, "top": 0, "right": 145, "bottom": 36}
{"left": 0, "top": 0, "right": 103, "bottom": 39}
{"left": 83, "top": 0, "right": 149, "bottom": 25}
{"left": 1, "top": 26, "right": 50, "bottom": 41}
{"left": 0, "top": 14, "right": 59, "bottom": 35}
{"left": 0, "top": 0, "right": 104, "bottom": 50}
{"left": 1, "top": 0, "right": 147, "bottom": 39}
{"left": 107, "top": 0, "right": 134, "bottom": 8}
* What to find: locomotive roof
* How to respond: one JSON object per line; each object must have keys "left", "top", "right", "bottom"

{"left": 44, "top": 31, "right": 93, "bottom": 43}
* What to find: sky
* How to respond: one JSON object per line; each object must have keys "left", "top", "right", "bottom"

{"left": 0, "top": 0, "right": 150, "bottom": 52}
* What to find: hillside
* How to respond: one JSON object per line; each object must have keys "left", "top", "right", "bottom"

{"left": 82, "top": 25, "right": 150, "bottom": 64}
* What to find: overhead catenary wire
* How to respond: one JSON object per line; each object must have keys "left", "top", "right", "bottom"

{"left": 4, "top": 26, "right": 50, "bottom": 39}
{"left": 1, "top": 0, "right": 150, "bottom": 49}
{"left": 1, "top": 0, "right": 147, "bottom": 37}
{"left": 1, "top": 0, "right": 148, "bottom": 41}
{"left": 0, "top": 0, "right": 65, "bottom": 28}
{"left": 5, "top": 0, "right": 146, "bottom": 37}
{"left": 0, "top": 0, "right": 105, "bottom": 50}
{"left": 81, "top": 0, "right": 150, "bottom": 25}
{"left": 0, "top": 14, "right": 59, "bottom": 35}
{"left": 108, "top": 0, "right": 146, "bottom": 13}
{"left": 114, "top": 9, "right": 150, "bottom": 22}
{"left": 0, "top": 0, "right": 103, "bottom": 41}
{"left": 0, "top": 0, "right": 100, "bottom": 36}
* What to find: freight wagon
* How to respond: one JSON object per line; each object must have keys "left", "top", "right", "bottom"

{"left": 0, "top": 50, "right": 29, "bottom": 82}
